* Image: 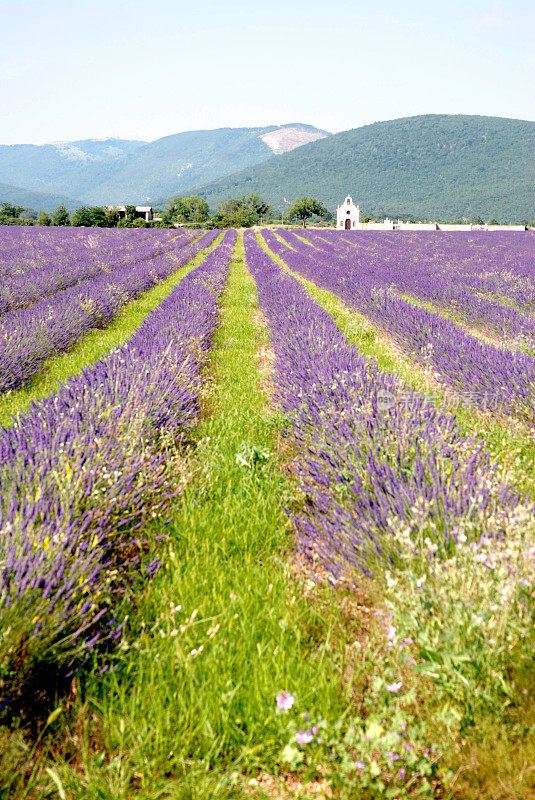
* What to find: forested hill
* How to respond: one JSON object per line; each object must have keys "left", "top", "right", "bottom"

{"left": 0, "top": 181, "right": 80, "bottom": 213}
{"left": 0, "top": 125, "right": 329, "bottom": 208}
{"left": 191, "top": 115, "right": 535, "bottom": 222}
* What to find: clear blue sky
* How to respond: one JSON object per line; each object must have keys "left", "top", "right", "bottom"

{"left": 0, "top": 0, "right": 533, "bottom": 144}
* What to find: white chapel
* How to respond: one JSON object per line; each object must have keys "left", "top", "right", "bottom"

{"left": 336, "top": 195, "right": 361, "bottom": 229}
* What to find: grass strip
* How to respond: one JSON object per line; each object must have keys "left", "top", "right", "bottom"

{"left": 258, "top": 231, "right": 535, "bottom": 496}
{"left": 22, "top": 232, "right": 360, "bottom": 799}
{"left": 0, "top": 233, "right": 223, "bottom": 428}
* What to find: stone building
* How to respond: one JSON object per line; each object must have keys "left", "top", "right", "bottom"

{"left": 336, "top": 195, "right": 361, "bottom": 230}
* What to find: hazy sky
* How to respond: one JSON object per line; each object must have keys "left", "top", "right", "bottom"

{"left": 1, "top": 0, "right": 533, "bottom": 144}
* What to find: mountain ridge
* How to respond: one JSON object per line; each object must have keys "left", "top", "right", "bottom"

{"left": 189, "top": 114, "right": 534, "bottom": 222}
{"left": 1, "top": 116, "right": 532, "bottom": 220}
{"left": 0, "top": 124, "right": 329, "bottom": 209}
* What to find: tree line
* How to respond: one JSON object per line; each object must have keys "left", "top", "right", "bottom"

{"left": 0, "top": 195, "right": 331, "bottom": 229}
{"left": 1, "top": 199, "right": 524, "bottom": 230}
{"left": 0, "top": 203, "right": 156, "bottom": 228}
{"left": 165, "top": 194, "right": 330, "bottom": 228}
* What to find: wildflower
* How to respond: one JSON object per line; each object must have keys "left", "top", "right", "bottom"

{"left": 398, "top": 768, "right": 406, "bottom": 780}
{"left": 386, "top": 681, "right": 402, "bottom": 693}
{"left": 276, "top": 691, "right": 295, "bottom": 710}
{"left": 295, "top": 730, "right": 314, "bottom": 745}
{"left": 355, "top": 761, "right": 366, "bottom": 769}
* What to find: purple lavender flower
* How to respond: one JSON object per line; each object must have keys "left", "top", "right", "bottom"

{"left": 0, "top": 229, "right": 217, "bottom": 393}
{"left": 0, "top": 230, "right": 235, "bottom": 705}
{"left": 243, "top": 229, "right": 529, "bottom": 580}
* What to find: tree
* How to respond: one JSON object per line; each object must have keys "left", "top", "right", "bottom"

{"left": 125, "top": 205, "right": 137, "bottom": 223}
{"left": 105, "top": 208, "right": 121, "bottom": 227}
{"left": 167, "top": 195, "right": 209, "bottom": 224}
{"left": 52, "top": 204, "right": 70, "bottom": 226}
{"left": 470, "top": 215, "right": 484, "bottom": 225}
{"left": 210, "top": 194, "right": 271, "bottom": 228}
{"left": 285, "top": 196, "right": 327, "bottom": 228}
{"left": 37, "top": 211, "right": 52, "bottom": 226}
{"left": 0, "top": 203, "right": 24, "bottom": 223}
{"left": 212, "top": 197, "right": 256, "bottom": 228}
{"left": 71, "top": 206, "right": 109, "bottom": 227}
{"left": 244, "top": 193, "right": 270, "bottom": 222}
{"left": 71, "top": 207, "right": 92, "bottom": 227}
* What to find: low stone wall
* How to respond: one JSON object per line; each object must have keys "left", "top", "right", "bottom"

{"left": 437, "top": 224, "right": 472, "bottom": 231}
{"left": 355, "top": 221, "right": 395, "bottom": 230}
{"left": 334, "top": 223, "right": 529, "bottom": 233}
{"left": 397, "top": 222, "right": 438, "bottom": 231}
{"left": 486, "top": 224, "right": 527, "bottom": 231}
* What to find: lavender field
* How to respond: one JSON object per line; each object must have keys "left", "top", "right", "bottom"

{"left": 1, "top": 226, "right": 534, "bottom": 800}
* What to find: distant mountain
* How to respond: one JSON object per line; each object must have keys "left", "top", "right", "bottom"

{"left": 191, "top": 115, "right": 535, "bottom": 222}
{"left": 0, "top": 125, "right": 329, "bottom": 208}
{"left": 0, "top": 181, "right": 80, "bottom": 213}
{"left": 0, "top": 139, "right": 147, "bottom": 203}
{"left": 80, "top": 124, "right": 329, "bottom": 205}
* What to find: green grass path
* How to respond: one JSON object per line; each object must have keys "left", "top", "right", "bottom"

{"left": 0, "top": 232, "right": 223, "bottom": 428}
{"left": 30, "top": 232, "right": 357, "bottom": 799}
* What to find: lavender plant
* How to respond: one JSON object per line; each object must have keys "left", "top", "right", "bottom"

{"left": 0, "top": 231, "right": 218, "bottom": 392}
{"left": 296, "top": 229, "right": 535, "bottom": 349}
{"left": 263, "top": 229, "right": 535, "bottom": 421}
{"left": 244, "top": 231, "right": 530, "bottom": 579}
{"left": 0, "top": 230, "right": 236, "bottom": 714}
{"left": 0, "top": 227, "right": 197, "bottom": 315}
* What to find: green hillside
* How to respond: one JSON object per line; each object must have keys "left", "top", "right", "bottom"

{"left": 0, "top": 125, "right": 329, "bottom": 207}
{"left": 191, "top": 115, "right": 535, "bottom": 222}
{"left": 84, "top": 127, "right": 278, "bottom": 204}
{"left": 84, "top": 124, "right": 329, "bottom": 205}
{"left": 0, "top": 182, "right": 81, "bottom": 213}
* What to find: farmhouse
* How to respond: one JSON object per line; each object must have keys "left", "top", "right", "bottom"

{"left": 106, "top": 205, "right": 154, "bottom": 222}
{"left": 336, "top": 195, "right": 361, "bottom": 229}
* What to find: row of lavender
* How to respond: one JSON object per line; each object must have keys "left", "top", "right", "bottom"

{"left": 0, "top": 230, "right": 218, "bottom": 393}
{"left": 0, "top": 227, "right": 193, "bottom": 316}
{"left": 294, "top": 229, "right": 535, "bottom": 350}
{"left": 262, "top": 230, "right": 535, "bottom": 420}
{"left": 303, "top": 229, "right": 535, "bottom": 310}
{"left": 0, "top": 230, "right": 236, "bottom": 712}
{"left": 244, "top": 231, "right": 527, "bottom": 578}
